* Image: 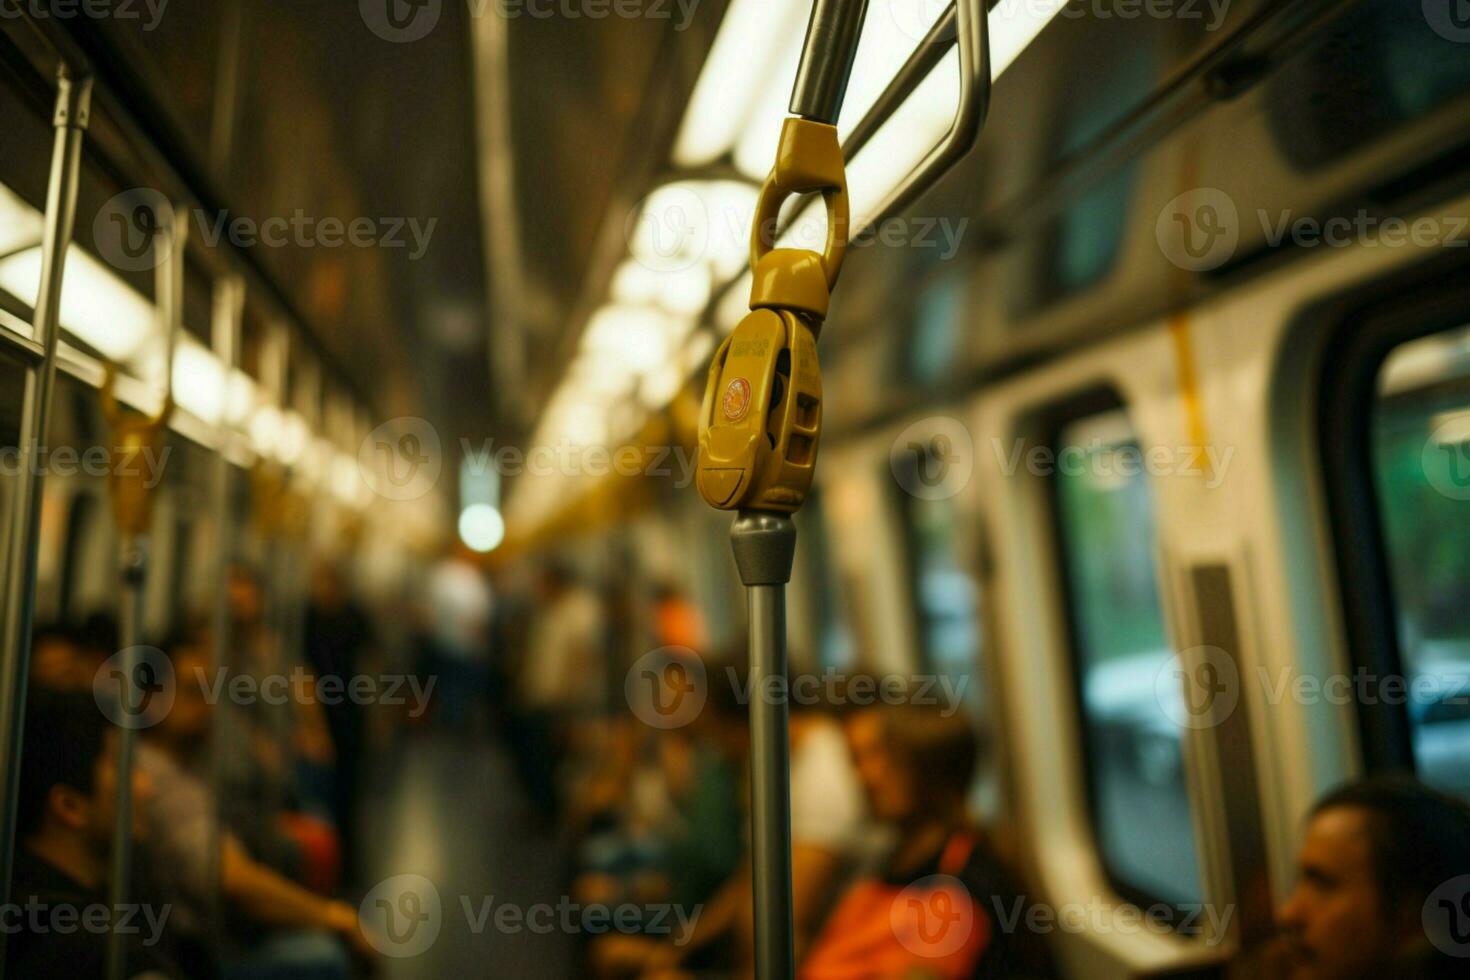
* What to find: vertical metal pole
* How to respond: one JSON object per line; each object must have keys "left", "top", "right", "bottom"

{"left": 0, "top": 67, "right": 92, "bottom": 930}
{"left": 106, "top": 544, "right": 147, "bottom": 980}
{"left": 730, "top": 511, "right": 798, "bottom": 980}
{"left": 207, "top": 276, "right": 243, "bottom": 934}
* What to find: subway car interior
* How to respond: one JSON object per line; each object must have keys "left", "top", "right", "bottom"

{"left": 1, "top": 0, "right": 1470, "bottom": 978}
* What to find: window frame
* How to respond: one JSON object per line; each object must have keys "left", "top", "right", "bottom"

{"left": 1040, "top": 384, "right": 1203, "bottom": 919}
{"left": 1317, "top": 258, "right": 1470, "bottom": 777}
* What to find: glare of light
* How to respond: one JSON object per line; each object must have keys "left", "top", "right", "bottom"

{"left": 333, "top": 453, "right": 364, "bottom": 506}
{"left": 458, "top": 503, "right": 506, "bottom": 553}
{"left": 1430, "top": 411, "right": 1470, "bottom": 445}
{"left": 836, "top": 0, "right": 948, "bottom": 140}
{"left": 249, "top": 404, "right": 282, "bottom": 456}
{"left": 672, "top": 0, "right": 811, "bottom": 167}
{"left": 731, "top": 25, "right": 808, "bottom": 179}
{"left": 0, "top": 184, "right": 42, "bottom": 257}
{"left": 611, "top": 259, "right": 714, "bottom": 317}
{"left": 627, "top": 181, "right": 758, "bottom": 280}
{"left": 172, "top": 339, "right": 225, "bottom": 424}
{"left": 580, "top": 305, "right": 686, "bottom": 377}
{"left": 276, "top": 411, "right": 311, "bottom": 466}
{"left": 640, "top": 361, "right": 686, "bottom": 411}
{"left": 225, "top": 370, "right": 257, "bottom": 428}
{"left": 0, "top": 246, "right": 156, "bottom": 361}
{"left": 717, "top": 0, "right": 1068, "bottom": 183}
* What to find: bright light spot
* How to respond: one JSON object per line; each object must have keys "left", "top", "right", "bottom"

{"left": 458, "top": 503, "right": 505, "bottom": 553}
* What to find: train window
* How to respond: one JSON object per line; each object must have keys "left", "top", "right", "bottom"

{"left": 892, "top": 445, "right": 980, "bottom": 696}
{"left": 1269, "top": 0, "right": 1470, "bottom": 171}
{"left": 1370, "top": 324, "right": 1470, "bottom": 801}
{"left": 1052, "top": 405, "right": 1203, "bottom": 908}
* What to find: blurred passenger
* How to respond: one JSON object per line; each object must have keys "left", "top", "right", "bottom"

{"left": 651, "top": 583, "right": 708, "bottom": 652}
{"left": 798, "top": 703, "right": 1054, "bottom": 980}
{"left": 423, "top": 547, "right": 495, "bottom": 733}
{"left": 303, "top": 560, "right": 373, "bottom": 885}
{"left": 576, "top": 651, "right": 744, "bottom": 919}
{"left": 30, "top": 621, "right": 92, "bottom": 691}
{"left": 23, "top": 624, "right": 372, "bottom": 974}
{"left": 595, "top": 667, "right": 870, "bottom": 978}
{"left": 1271, "top": 776, "right": 1470, "bottom": 980}
{"left": 511, "top": 561, "right": 603, "bottom": 818}
{"left": 7, "top": 690, "right": 180, "bottom": 978}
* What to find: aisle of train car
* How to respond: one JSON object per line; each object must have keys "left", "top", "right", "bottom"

{"left": 361, "top": 730, "right": 576, "bottom": 978}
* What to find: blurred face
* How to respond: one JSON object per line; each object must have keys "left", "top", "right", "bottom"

{"left": 847, "top": 711, "right": 914, "bottom": 822}
{"left": 31, "top": 637, "right": 91, "bottom": 692}
{"left": 56, "top": 732, "right": 151, "bottom": 853}
{"left": 228, "top": 571, "right": 263, "bottom": 625}
{"left": 157, "top": 647, "right": 212, "bottom": 741}
{"left": 1277, "top": 807, "right": 1402, "bottom": 980}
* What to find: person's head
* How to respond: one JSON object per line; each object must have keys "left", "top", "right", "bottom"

{"left": 850, "top": 703, "right": 981, "bottom": 826}
{"left": 227, "top": 563, "right": 264, "bottom": 626}
{"left": 155, "top": 626, "right": 213, "bottom": 744}
{"left": 538, "top": 561, "right": 575, "bottom": 600}
{"left": 1277, "top": 776, "right": 1470, "bottom": 980}
{"left": 18, "top": 691, "right": 137, "bottom": 859}
{"left": 29, "top": 623, "right": 90, "bottom": 692}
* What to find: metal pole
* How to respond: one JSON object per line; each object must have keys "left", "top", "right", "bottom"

{"left": 207, "top": 276, "right": 243, "bottom": 935}
{"left": 789, "top": 0, "right": 870, "bottom": 125}
{"left": 730, "top": 511, "right": 798, "bottom": 980}
{"left": 106, "top": 544, "right": 147, "bottom": 980}
{"left": 0, "top": 67, "right": 92, "bottom": 933}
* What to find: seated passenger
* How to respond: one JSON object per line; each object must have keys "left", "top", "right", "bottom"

{"left": 6, "top": 690, "right": 181, "bottom": 978}
{"left": 799, "top": 703, "right": 1054, "bottom": 980}
{"left": 594, "top": 666, "right": 871, "bottom": 978}
{"left": 1273, "top": 776, "right": 1470, "bottom": 980}
{"left": 22, "top": 623, "right": 372, "bottom": 975}
{"left": 143, "top": 633, "right": 370, "bottom": 974}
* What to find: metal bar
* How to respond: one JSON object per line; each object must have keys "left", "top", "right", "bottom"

{"left": 789, "top": 0, "right": 871, "bottom": 125}
{"left": 106, "top": 546, "right": 147, "bottom": 980}
{"left": 207, "top": 276, "right": 243, "bottom": 936}
{"left": 729, "top": 511, "right": 798, "bottom": 980}
{"left": 844, "top": 0, "right": 989, "bottom": 227}
{"left": 0, "top": 67, "right": 92, "bottom": 934}
{"left": 747, "top": 583, "right": 794, "bottom": 978}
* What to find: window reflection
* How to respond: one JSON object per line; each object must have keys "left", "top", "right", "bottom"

{"left": 1372, "top": 325, "right": 1470, "bottom": 802}
{"left": 1054, "top": 408, "right": 1203, "bottom": 907}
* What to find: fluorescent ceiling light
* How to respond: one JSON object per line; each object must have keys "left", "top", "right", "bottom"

{"left": 673, "top": 0, "right": 811, "bottom": 167}
{"left": 0, "top": 245, "right": 156, "bottom": 362}
{"left": 0, "top": 184, "right": 43, "bottom": 257}
{"left": 172, "top": 338, "right": 226, "bottom": 424}
{"left": 695, "top": 0, "right": 1068, "bottom": 180}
